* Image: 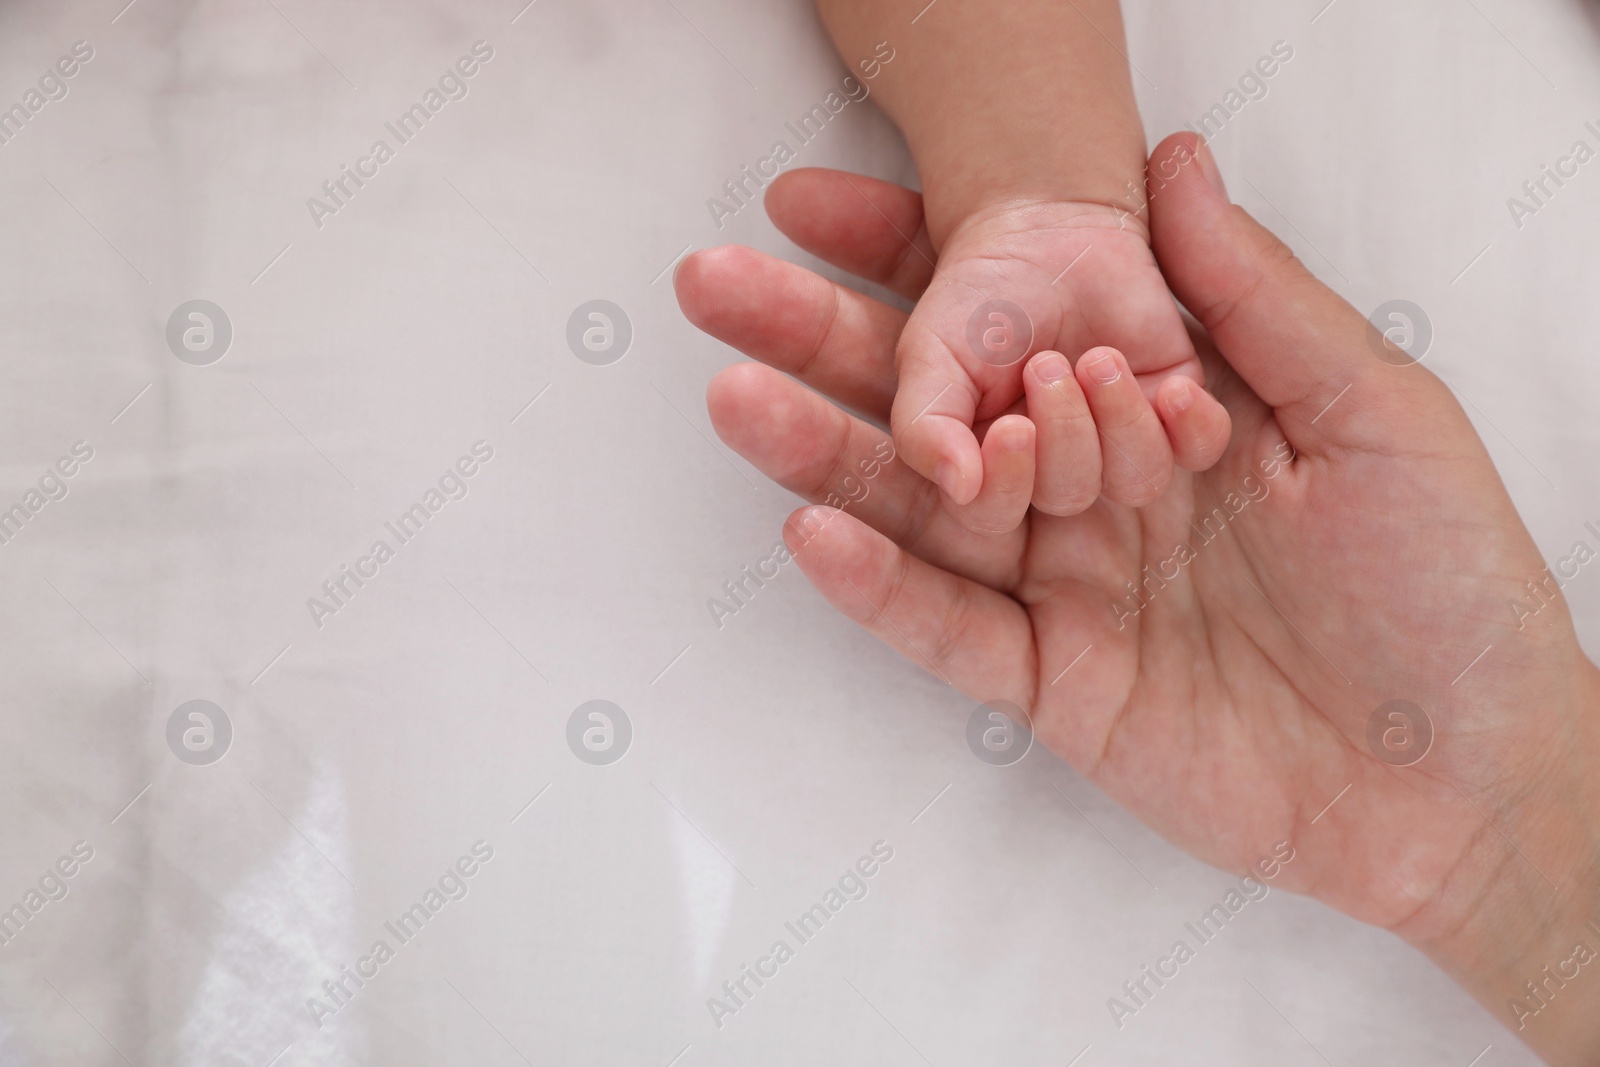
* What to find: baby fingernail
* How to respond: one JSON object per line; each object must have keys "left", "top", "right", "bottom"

{"left": 1034, "top": 352, "right": 1070, "bottom": 382}
{"left": 1086, "top": 351, "right": 1121, "bottom": 384}
{"left": 1168, "top": 378, "right": 1196, "bottom": 414}
{"left": 935, "top": 460, "right": 960, "bottom": 498}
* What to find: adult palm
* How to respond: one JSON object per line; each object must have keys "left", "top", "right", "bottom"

{"left": 675, "top": 135, "right": 1596, "bottom": 951}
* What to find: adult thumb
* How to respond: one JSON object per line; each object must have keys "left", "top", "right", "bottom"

{"left": 1148, "top": 133, "right": 1407, "bottom": 452}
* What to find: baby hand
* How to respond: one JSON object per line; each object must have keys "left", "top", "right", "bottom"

{"left": 890, "top": 196, "right": 1232, "bottom": 532}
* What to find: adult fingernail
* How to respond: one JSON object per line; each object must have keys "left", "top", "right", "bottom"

{"left": 1086, "top": 350, "right": 1121, "bottom": 385}
{"left": 1196, "top": 138, "right": 1229, "bottom": 202}
{"left": 1034, "top": 352, "right": 1070, "bottom": 382}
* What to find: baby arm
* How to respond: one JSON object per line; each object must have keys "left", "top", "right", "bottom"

{"left": 808, "top": 0, "right": 1230, "bottom": 530}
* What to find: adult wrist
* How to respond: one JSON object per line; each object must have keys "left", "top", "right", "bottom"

{"left": 1409, "top": 661, "right": 1600, "bottom": 1064}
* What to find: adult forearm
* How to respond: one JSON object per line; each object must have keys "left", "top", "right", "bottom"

{"left": 814, "top": 0, "right": 1146, "bottom": 245}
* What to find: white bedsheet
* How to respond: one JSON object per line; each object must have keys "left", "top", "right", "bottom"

{"left": 0, "top": 0, "right": 1593, "bottom": 1062}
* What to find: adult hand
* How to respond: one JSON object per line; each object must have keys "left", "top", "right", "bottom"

{"left": 678, "top": 133, "right": 1600, "bottom": 1063}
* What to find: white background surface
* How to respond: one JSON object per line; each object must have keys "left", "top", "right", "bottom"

{"left": 0, "top": 0, "right": 1596, "bottom": 1063}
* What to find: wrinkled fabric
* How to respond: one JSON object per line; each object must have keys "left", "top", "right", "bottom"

{"left": 0, "top": 0, "right": 1590, "bottom": 1062}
